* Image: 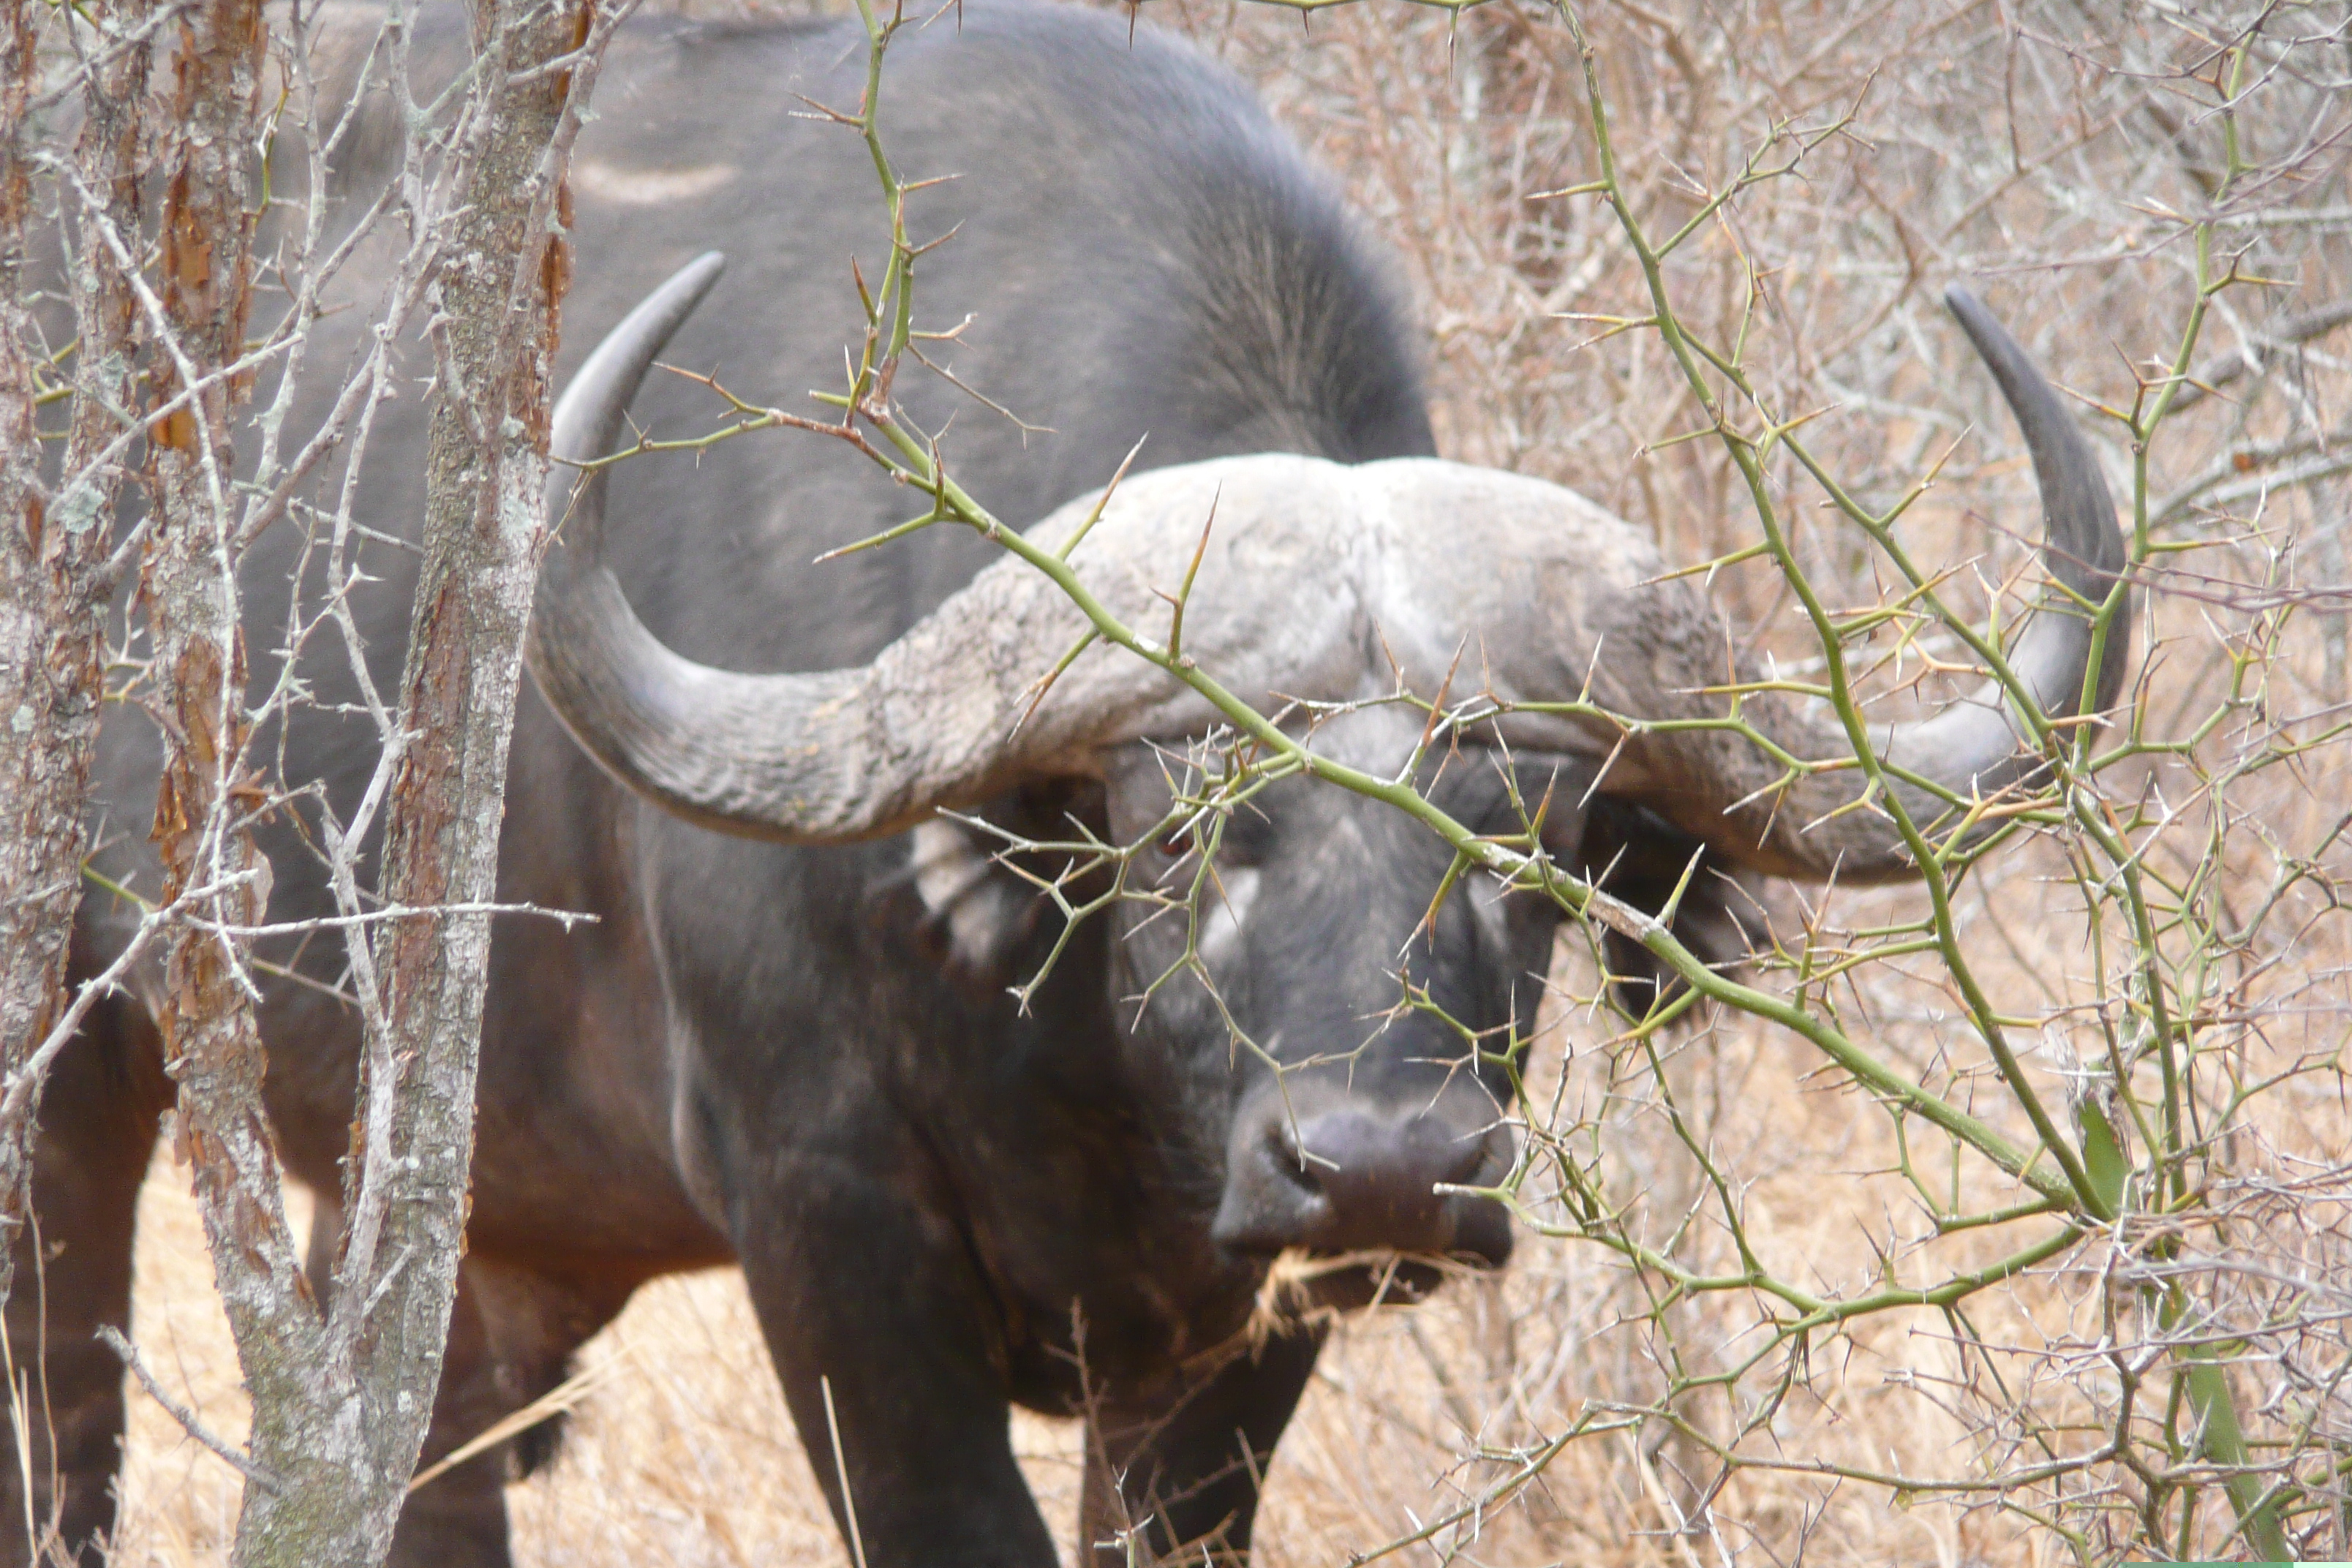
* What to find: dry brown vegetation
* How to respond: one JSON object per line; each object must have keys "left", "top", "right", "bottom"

{"left": 94, "top": 0, "right": 2352, "bottom": 1563}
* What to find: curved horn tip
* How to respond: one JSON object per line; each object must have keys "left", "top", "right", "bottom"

{"left": 550, "top": 251, "right": 729, "bottom": 470}
{"left": 1941, "top": 283, "right": 2016, "bottom": 361}
{"left": 601, "top": 249, "right": 728, "bottom": 353}
{"left": 603, "top": 249, "right": 728, "bottom": 366}
{"left": 672, "top": 249, "right": 728, "bottom": 299}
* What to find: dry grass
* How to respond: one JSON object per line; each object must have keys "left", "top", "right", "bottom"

{"left": 94, "top": 0, "right": 2352, "bottom": 1563}
{"left": 113, "top": 999, "right": 2305, "bottom": 1565}
{"left": 106, "top": 1010, "right": 2084, "bottom": 1568}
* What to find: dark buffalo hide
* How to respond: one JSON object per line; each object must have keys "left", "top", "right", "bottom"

{"left": 23, "top": 7, "right": 1754, "bottom": 1565}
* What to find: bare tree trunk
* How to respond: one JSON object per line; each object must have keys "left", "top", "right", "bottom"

{"left": 129, "top": 0, "right": 600, "bottom": 1558}
{"left": 0, "top": 0, "right": 157, "bottom": 1311}
{"left": 314, "top": 0, "right": 589, "bottom": 1537}
{"left": 0, "top": 12, "right": 67, "bottom": 1285}
{"left": 135, "top": 2, "right": 342, "bottom": 1565}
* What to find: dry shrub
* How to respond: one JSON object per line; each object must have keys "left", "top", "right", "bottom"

{"left": 1179, "top": 1, "right": 2352, "bottom": 1560}
{"left": 105, "top": 1, "right": 2352, "bottom": 1564}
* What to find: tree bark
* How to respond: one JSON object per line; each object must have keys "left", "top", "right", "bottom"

{"left": 0, "top": 4, "right": 64, "bottom": 1303}
{"left": 316, "top": 0, "right": 587, "bottom": 1542}
{"left": 137, "top": 2, "right": 337, "bottom": 1565}
{"left": 0, "top": 0, "right": 158, "bottom": 1310}
{"left": 132, "top": 0, "right": 597, "bottom": 1558}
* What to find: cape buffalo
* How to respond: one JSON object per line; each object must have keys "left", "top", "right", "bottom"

{"left": 18, "top": 4, "right": 2127, "bottom": 1564}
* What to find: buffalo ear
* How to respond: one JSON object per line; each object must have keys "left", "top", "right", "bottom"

{"left": 904, "top": 817, "right": 1031, "bottom": 989}
{"left": 1575, "top": 796, "right": 1767, "bottom": 1020}
{"left": 900, "top": 777, "right": 1111, "bottom": 997}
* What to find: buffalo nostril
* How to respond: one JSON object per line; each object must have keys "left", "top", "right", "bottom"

{"left": 1270, "top": 1123, "right": 1330, "bottom": 1196}
{"left": 1210, "top": 1114, "right": 1335, "bottom": 1254}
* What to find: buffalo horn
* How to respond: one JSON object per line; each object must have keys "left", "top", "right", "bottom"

{"left": 530, "top": 260, "right": 2128, "bottom": 880}
{"left": 1539, "top": 285, "right": 2132, "bottom": 881}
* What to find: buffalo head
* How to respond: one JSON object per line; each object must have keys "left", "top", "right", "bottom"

{"left": 527, "top": 253, "right": 2128, "bottom": 1289}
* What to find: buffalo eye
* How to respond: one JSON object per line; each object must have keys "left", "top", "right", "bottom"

{"left": 1157, "top": 822, "right": 1196, "bottom": 861}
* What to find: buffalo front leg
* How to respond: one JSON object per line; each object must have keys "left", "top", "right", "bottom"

{"left": 1077, "top": 1324, "right": 1325, "bottom": 1566}
{"left": 734, "top": 1146, "right": 1060, "bottom": 1568}
{"left": 1, "top": 988, "right": 169, "bottom": 1568}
